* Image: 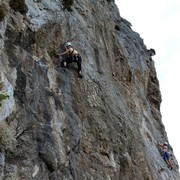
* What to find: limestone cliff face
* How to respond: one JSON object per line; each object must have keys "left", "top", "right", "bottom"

{"left": 0, "top": 0, "right": 179, "bottom": 179}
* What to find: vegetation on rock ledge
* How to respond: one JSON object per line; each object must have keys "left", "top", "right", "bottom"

{"left": 0, "top": 93, "right": 9, "bottom": 107}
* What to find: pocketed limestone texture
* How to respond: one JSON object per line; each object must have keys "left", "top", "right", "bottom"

{"left": 0, "top": 0, "right": 179, "bottom": 179}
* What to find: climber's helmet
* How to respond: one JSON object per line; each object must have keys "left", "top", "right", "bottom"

{"left": 65, "top": 42, "right": 72, "bottom": 47}
{"left": 164, "top": 142, "right": 168, "bottom": 146}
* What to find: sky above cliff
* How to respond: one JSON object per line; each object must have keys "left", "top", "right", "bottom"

{"left": 116, "top": 0, "right": 180, "bottom": 164}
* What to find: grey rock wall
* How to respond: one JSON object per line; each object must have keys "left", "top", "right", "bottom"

{"left": 0, "top": 0, "right": 179, "bottom": 179}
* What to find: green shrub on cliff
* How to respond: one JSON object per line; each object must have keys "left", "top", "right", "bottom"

{"left": 61, "top": 0, "right": 74, "bottom": 11}
{"left": 9, "top": 0, "right": 28, "bottom": 15}
{"left": 0, "top": 3, "right": 8, "bottom": 22}
{"left": 0, "top": 93, "right": 9, "bottom": 107}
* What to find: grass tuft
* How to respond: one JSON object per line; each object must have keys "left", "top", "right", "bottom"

{"left": 0, "top": 93, "right": 9, "bottom": 107}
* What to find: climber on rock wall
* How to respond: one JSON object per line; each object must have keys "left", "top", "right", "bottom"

{"left": 57, "top": 42, "right": 83, "bottom": 78}
{"left": 147, "top": 48, "right": 156, "bottom": 56}
{"left": 158, "top": 142, "right": 173, "bottom": 170}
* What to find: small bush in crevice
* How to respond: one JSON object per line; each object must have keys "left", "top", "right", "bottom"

{"left": 114, "top": 24, "right": 120, "bottom": 31}
{"left": 0, "top": 93, "right": 9, "bottom": 107}
{"left": 0, "top": 121, "right": 15, "bottom": 152}
{"left": 9, "top": 0, "right": 28, "bottom": 15}
{"left": 61, "top": 0, "right": 74, "bottom": 11}
{"left": 0, "top": 3, "right": 8, "bottom": 22}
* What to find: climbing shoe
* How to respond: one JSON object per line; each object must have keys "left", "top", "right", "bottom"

{"left": 78, "top": 71, "right": 83, "bottom": 78}
{"left": 168, "top": 165, "right": 173, "bottom": 170}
